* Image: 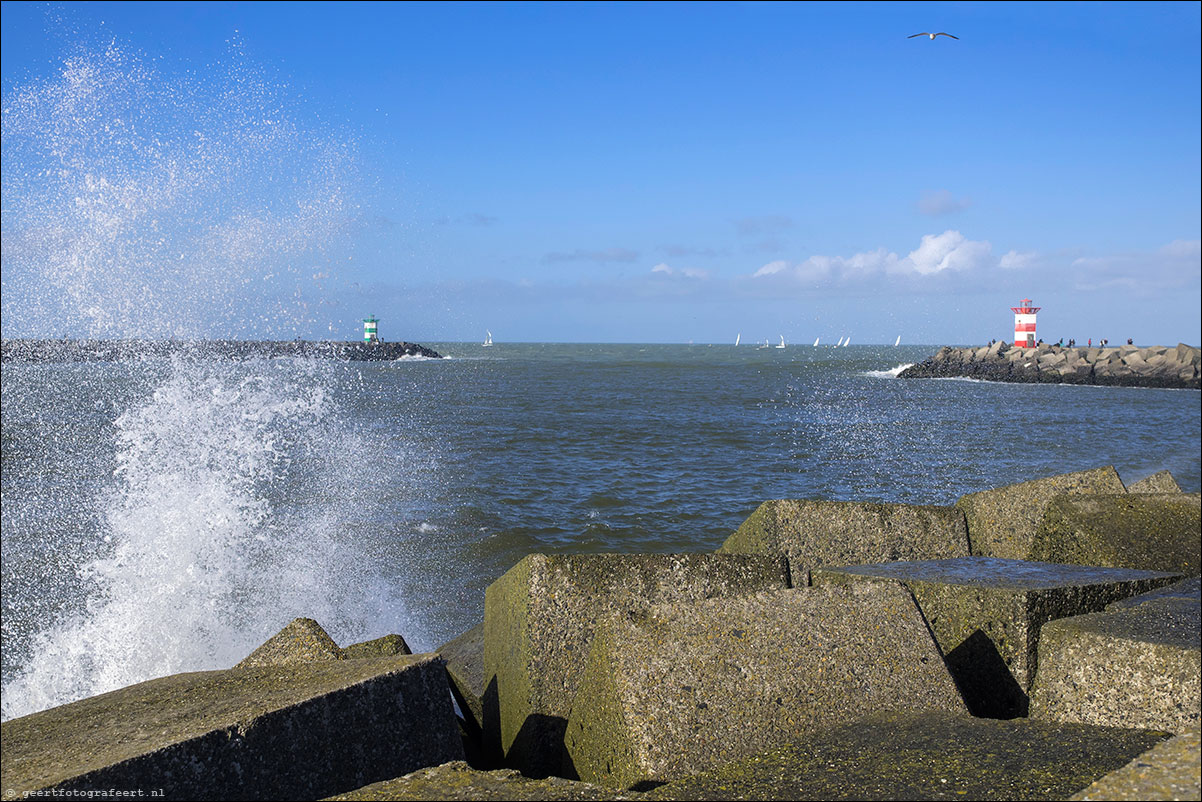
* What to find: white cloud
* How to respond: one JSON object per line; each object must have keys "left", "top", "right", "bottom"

{"left": 1160, "top": 239, "right": 1201, "bottom": 259}
{"left": 906, "top": 230, "right": 993, "bottom": 275}
{"left": 752, "top": 260, "right": 789, "bottom": 277}
{"left": 999, "top": 250, "right": 1038, "bottom": 270}
{"left": 651, "top": 263, "right": 709, "bottom": 279}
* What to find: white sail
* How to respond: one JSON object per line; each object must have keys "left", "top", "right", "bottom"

{"left": 776, "top": 335, "right": 786, "bottom": 349}
{"left": 813, "top": 337, "right": 820, "bottom": 347}
{"left": 843, "top": 337, "right": 850, "bottom": 347}
{"left": 483, "top": 330, "right": 493, "bottom": 346}
{"left": 735, "top": 333, "right": 741, "bottom": 346}
{"left": 894, "top": 335, "right": 901, "bottom": 347}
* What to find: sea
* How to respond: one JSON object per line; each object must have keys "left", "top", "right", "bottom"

{"left": 2, "top": 342, "right": 1199, "bottom": 721}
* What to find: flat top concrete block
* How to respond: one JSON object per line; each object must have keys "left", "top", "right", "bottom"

{"left": 1108, "top": 577, "right": 1201, "bottom": 609}
{"left": 821, "top": 557, "right": 1182, "bottom": 591}
{"left": 326, "top": 761, "right": 644, "bottom": 801}
{"left": 643, "top": 712, "right": 1169, "bottom": 802}
{"left": 720, "top": 499, "right": 969, "bottom": 585}
{"left": 565, "top": 584, "right": 963, "bottom": 787}
{"left": 956, "top": 467, "right": 1126, "bottom": 561}
{"left": 1, "top": 655, "right": 442, "bottom": 795}
{"left": 484, "top": 552, "right": 788, "bottom": 776}
{"left": 1044, "top": 596, "right": 1201, "bottom": 649}
{"left": 1031, "top": 493, "right": 1201, "bottom": 576}
{"left": 1126, "top": 471, "right": 1184, "bottom": 495}
{"left": 1071, "top": 727, "right": 1201, "bottom": 801}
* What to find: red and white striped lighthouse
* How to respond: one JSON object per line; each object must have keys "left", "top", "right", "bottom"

{"left": 1011, "top": 298, "right": 1040, "bottom": 347}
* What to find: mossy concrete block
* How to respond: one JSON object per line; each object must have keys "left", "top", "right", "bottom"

{"left": 1127, "top": 471, "right": 1185, "bottom": 495}
{"left": 236, "top": 617, "right": 345, "bottom": 668}
{"left": 483, "top": 553, "right": 788, "bottom": 777}
{"left": 564, "top": 583, "right": 963, "bottom": 788}
{"left": 0, "top": 655, "right": 464, "bottom": 801}
{"left": 813, "top": 558, "right": 1183, "bottom": 718}
{"left": 1107, "top": 577, "right": 1201, "bottom": 609}
{"left": 437, "top": 623, "right": 485, "bottom": 739}
{"left": 1070, "top": 726, "right": 1201, "bottom": 801}
{"left": 1031, "top": 493, "right": 1201, "bottom": 576}
{"left": 1030, "top": 593, "right": 1201, "bottom": 734}
{"left": 641, "top": 712, "right": 1168, "bottom": 802}
{"left": 956, "top": 467, "right": 1127, "bottom": 560}
{"left": 343, "top": 634, "right": 412, "bottom": 659}
{"left": 718, "top": 499, "right": 969, "bottom": 585}
{"left": 325, "top": 760, "right": 643, "bottom": 801}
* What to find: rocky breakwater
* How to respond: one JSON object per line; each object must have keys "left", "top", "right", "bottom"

{"left": 0, "top": 338, "right": 443, "bottom": 363}
{"left": 3, "top": 467, "right": 1200, "bottom": 801}
{"left": 899, "top": 341, "right": 1200, "bottom": 389}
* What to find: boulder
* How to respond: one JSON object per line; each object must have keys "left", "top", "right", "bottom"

{"left": 343, "top": 634, "right": 412, "bottom": 659}
{"left": 0, "top": 655, "right": 463, "bottom": 801}
{"left": 955, "top": 467, "right": 1127, "bottom": 561}
{"left": 813, "top": 558, "right": 1181, "bottom": 718}
{"left": 1030, "top": 493, "right": 1201, "bottom": 575}
{"left": 325, "top": 761, "right": 643, "bottom": 801}
{"left": 719, "top": 499, "right": 969, "bottom": 586}
{"left": 236, "top": 617, "right": 344, "bottom": 668}
{"left": 483, "top": 553, "right": 788, "bottom": 777}
{"left": 1030, "top": 585, "right": 1201, "bottom": 734}
{"left": 564, "top": 583, "right": 964, "bottom": 788}
{"left": 1071, "top": 727, "right": 1201, "bottom": 801}
{"left": 1127, "top": 470, "right": 1185, "bottom": 495}
{"left": 641, "top": 712, "right": 1168, "bottom": 802}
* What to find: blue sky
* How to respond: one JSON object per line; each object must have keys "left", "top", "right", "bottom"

{"left": 2, "top": 1, "right": 1199, "bottom": 344}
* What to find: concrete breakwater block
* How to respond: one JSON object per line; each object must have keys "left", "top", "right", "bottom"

{"left": 237, "top": 617, "right": 345, "bottom": 668}
{"left": 640, "top": 712, "right": 1169, "bottom": 802}
{"left": 0, "top": 655, "right": 464, "bottom": 801}
{"left": 719, "top": 499, "right": 969, "bottom": 586}
{"left": 482, "top": 553, "right": 788, "bottom": 777}
{"left": 1127, "top": 470, "right": 1185, "bottom": 495}
{"left": 1031, "top": 493, "right": 1201, "bottom": 575}
{"left": 813, "top": 558, "right": 1183, "bottom": 718}
{"left": 437, "top": 623, "right": 486, "bottom": 744}
{"left": 564, "top": 583, "right": 963, "bottom": 788}
{"left": 325, "top": 760, "right": 644, "bottom": 801}
{"left": 343, "top": 634, "right": 413, "bottom": 659}
{"left": 1070, "top": 726, "right": 1201, "bottom": 801}
{"left": 1031, "top": 583, "right": 1201, "bottom": 734}
{"left": 955, "top": 467, "right": 1127, "bottom": 561}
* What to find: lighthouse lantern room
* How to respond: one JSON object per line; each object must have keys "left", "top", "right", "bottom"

{"left": 1011, "top": 298, "right": 1039, "bottom": 348}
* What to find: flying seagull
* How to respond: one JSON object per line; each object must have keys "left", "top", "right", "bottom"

{"left": 908, "top": 32, "right": 959, "bottom": 40}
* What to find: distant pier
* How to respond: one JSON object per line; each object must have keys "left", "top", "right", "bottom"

{"left": 0, "top": 339, "right": 443, "bottom": 363}
{"left": 900, "top": 342, "right": 1199, "bottom": 389}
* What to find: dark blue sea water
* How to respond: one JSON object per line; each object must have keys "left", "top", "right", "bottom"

{"left": 2, "top": 343, "right": 1199, "bottom": 719}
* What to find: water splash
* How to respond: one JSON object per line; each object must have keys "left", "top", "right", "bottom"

{"left": 1, "top": 40, "right": 354, "bottom": 339}
{"left": 0, "top": 38, "right": 412, "bottom": 720}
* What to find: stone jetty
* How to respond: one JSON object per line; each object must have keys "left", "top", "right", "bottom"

{"left": 0, "top": 338, "right": 443, "bottom": 363}
{"left": 899, "top": 341, "right": 1200, "bottom": 389}
{"left": 2, "top": 467, "right": 1199, "bottom": 801}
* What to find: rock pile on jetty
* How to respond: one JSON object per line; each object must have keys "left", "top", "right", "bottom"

{"left": 0, "top": 338, "right": 443, "bottom": 363}
{"left": 899, "top": 341, "right": 1200, "bottom": 389}
{"left": 3, "top": 467, "right": 1199, "bottom": 801}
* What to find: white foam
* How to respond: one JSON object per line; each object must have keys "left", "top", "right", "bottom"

{"left": 864, "top": 363, "right": 914, "bottom": 379}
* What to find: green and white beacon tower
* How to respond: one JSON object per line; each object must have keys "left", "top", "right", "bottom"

{"left": 363, "top": 315, "right": 379, "bottom": 343}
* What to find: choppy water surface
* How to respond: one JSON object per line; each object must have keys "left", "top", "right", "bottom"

{"left": 3, "top": 343, "right": 1198, "bottom": 719}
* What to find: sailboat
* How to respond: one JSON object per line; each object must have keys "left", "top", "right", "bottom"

{"left": 813, "top": 337, "right": 820, "bottom": 347}
{"left": 735, "top": 333, "right": 741, "bottom": 347}
{"left": 483, "top": 330, "right": 494, "bottom": 347}
{"left": 776, "top": 335, "right": 786, "bottom": 349}
{"left": 894, "top": 335, "right": 901, "bottom": 347}
{"left": 843, "top": 337, "right": 850, "bottom": 347}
